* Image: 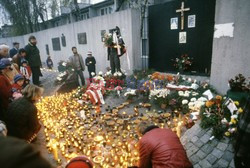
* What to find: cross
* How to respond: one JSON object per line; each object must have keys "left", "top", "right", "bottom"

{"left": 176, "top": 2, "right": 190, "bottom": 30}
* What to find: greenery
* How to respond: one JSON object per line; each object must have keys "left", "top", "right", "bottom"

{"left": 173, "top": 54, "right": 193, "bottom": 72}
{"left": 229, "top": 74, "right": 250, "bottom": 92}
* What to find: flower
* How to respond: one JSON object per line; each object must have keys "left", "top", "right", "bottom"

{"left": 191, "top": 98, "right": 197, "bottom": 102}
{"left": 238, "top": 108, "right": 243, "bottom": 113}
{"left": 216, "top": 95, "right": 222, "bottom": 100}
{"left": 205, "top": 100, "right": 214, "bottom": 108}
{"left": 225, "top": 132, "right": 230, "bottom": 136}
{"left": 188, "top": 78, "right": 192, "bottom": 82}
{"left": 221, "top": 118, "right": 228, "bottom": 124}
{"left": 91, "top": 72, "right": 96, "bottom": 76}
{"left": 234, "top": 101, "right": 240, "bottom": 106}
{"left": 115, "top": 86, "right": 123, "bottom": 91}
{"left": 62, "top": 62, "right": 67, "bottom": 66}
{"left": 182, "top": 99, "right": 189, "bottom": 105}
{"left": 230, "top": 118, "right": 237, "bottom": 125}
{"left": 228, "top": 128, "right": 236, "bottom": 133}
{"left": 57, "top": 77, "right": 62, "bottom": 81}
{"left": 98, "top": 71, "right": 103, "bottom": 75}
{"left": 178, "top": 91, "right": 184, "bottom": 96}
{"left": 191, "top": 83, "right": 199, "bottom": 90}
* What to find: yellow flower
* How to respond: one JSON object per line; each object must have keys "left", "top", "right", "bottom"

{"left": 206, "top": 101, "right": 214, "bottom": 108}
{"left": 216, "top": 95, "right": 222, "bottom": 100}
{"left": 225, "top": 132, "right": 230, "bottom": 137}
{"left": 234, "top": 101, "right": 240, "bottom": 106}
{"left": 238, "top": 108, "right": 244, "bottom": 113}
{"left": 230, "top": 118, "right": 237, "bottom": 125}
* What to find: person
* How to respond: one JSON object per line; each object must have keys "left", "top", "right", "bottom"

{"left": 46, "top": 55, "right": 53, "bottom": 69}
{"left": 69, "top": 47, "right": 85, "bottom": 86}
{"left": 1, "top": 58, "right": 19, "bottom": 84}
{"left": 25, "top": 35, "right": 42, "bottom": 86}
{"left": 4, "top": 84, "right": 43, "bottom": 143}
{"left": 20, "top": 60, "right": 31, "bottom": 86}
{"left": 12, "top": 48, "right": 27, "bottom": 68}
{"left": 0, "top": 60, "right": 12, "bottom": 120}
{"left": 66, "top": 155, "right": 94, "bottom": 168}
{"left": 0, "top": 136, "right": 52, "bottom": 168}
{"left": 9, "top": 42, "right": 19, "bottom": 58}
{"left": 0, "top": 44, "right": 9, "bottom": 60}
{"left": 234, "top": 96, "right": 250, "bottom": 168}
{"left": 136, "top": 121, "right": 192, "bottom": 168}
{"left": 85, "top": 51, "right": 96, "bottom": 82}
{"left": 12, "top": 74, "right": 24, "bottom": 100}
{"left": 0, "top": 120, "right": 7, "bottom": 136}
{"left": 107, "top": 26, "right": 125, "bottom": 74}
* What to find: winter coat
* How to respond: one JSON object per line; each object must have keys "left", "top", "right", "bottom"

{"left": 85, "top": 56, "right": 96, "bottom": 72}
{"left": 0, "top": 74, "right": 12, "bottom": 119}
{"left": 138, "top": 127, "right": 193, "bottom": 168}
{"left": 69, "top": 54, "right": 85, "bottom": 71}
{"left": 5, "top": 97, "right": 41, "bottom": 142}
{"left": 0, "top": 136, "right": 52, "bottom": 168}
{"left": 24, "top": 43, "right": 42, "bottom": 67}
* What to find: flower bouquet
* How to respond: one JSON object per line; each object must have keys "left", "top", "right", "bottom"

{"left": 103, "top": 33, "right": 113, "bottom": 47}
{"left": 173, "top": 54, "right": 193, "bottom": 72}
{"left": 124, "top": 89, "right": 137, "bottom": 102}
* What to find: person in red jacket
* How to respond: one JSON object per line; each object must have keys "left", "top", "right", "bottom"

{"left": 136, "top": 121, "right": 193, "bottom": 168}
{"left": 0, "top": 60, "right": 12, "bottom": 120}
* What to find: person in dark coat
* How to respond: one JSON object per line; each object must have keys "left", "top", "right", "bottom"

{"left": 5, "top": 97, "right": 41, "bottom": 143}
{"left": 136, "top": 121, "right": 193, "bottom": 168}
{"left": 69, "top": 47, "right": 85, "bottom": 86}
{"left": 9, "top": 42, "right": 19, "bottom": 58}
{"left": 24, "top": 36, "right": 42, "bottom": 86}
{"left": 12, "top": 48, "right": 27, "bottom": 68}
{"left": 46, "top": 55, "right": 53, "bottom": 69}
{"left": 85, "top": 51, "right": 96, "bottom": 82}
{"left": 0, "top": 136, "right": 52, "bottom": 168}
{"left": 234, "top": 96, "right": 250, "bottom": 168}
{"left": 0, "top": 60, "right": 12, "bottom": 120}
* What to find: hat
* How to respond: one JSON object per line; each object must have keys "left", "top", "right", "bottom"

{"left": 0, "top": 61, "right": 7, "bottom": 69}
{"left": 14, "top": 74, "right": 24, "bottom": 83}
{"left": 87, "top": 51, "right": 92, "bottom": 55}
{"left": 66, "top": 156, "right": 93, "bottom": 168}
{"left": 13, "top": 42, "right": 19, "bottom": 45}
{"left": 1, "top": 58, "right": 11, "bottom": 66}
{"left": 21, "top": 59, "right": 28, "bottom": 64}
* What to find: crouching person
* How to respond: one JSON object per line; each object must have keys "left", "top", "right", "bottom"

{"left": 137, "top": 121, "right": 193, "bottom": 168}
{"left": 4, "top": 84, "right": 43, "bottom": 143}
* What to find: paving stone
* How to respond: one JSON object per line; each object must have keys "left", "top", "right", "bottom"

{"left": 227, "top": 144, "right": 234, "bottom": 153}
{"left": 194, "top": 139, "right": 204, "bottom": 148}
{"left": 190, "top": 154, "right": 200, "bottom": 164}
{"left": 217, "top": 142, "right": 228, "bottom": 151}
{"left": 230, "top": 159, "right": 235, "bottom": 168}
{"left": 193, "top": 164, "right": 201, "bottom": 168}
{"left": 200, "top": 133, "right": 210, "bottom": 143}
{"left": 212, "top": 148, "right": 224, "bottom": 159}
{"left": 209, "top": 139, "right": 219, "bottom": 147}
{"left": 185, "top": 142, "right": 194, "bottom": 150}
{"left": 199, "top": 159, "right": 212, "bottom": 168}
{"left": 201, "top": 144, "right": 214, "bottom": 154}
{"left": 216, "top": 158, "right": 229, "bottom": 167}
{"left": 222, "top": 151, "right": 234, "bottom": 162}
{"left": 197, "top": 128, "right": 207, "bottom": 138}
{"left": 197, "top": 150, "right": 207, "bottom": 159}
{"left": 191, "top": 136, "right": 199, "bottom": 143}
{"left": 187, "top": 145, "right": 199, "bottom": 157}
{"left": 206, "top": 154, "right": 218, "bottom": 164}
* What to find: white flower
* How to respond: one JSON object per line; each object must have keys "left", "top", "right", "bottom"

{"left": 191, "top": 98, "right": 197, "bottom": 102}
{"left": 231, "top": 114, "right": 238, "bottom": 119}
{"left": 182, "top": 99, "right": 188, "bottom": 105}
{"left": 62, "top": 62, "right": 67, "bottom": 66}
{"left": 178, "top": 91, "right": 184, "bottom": 96}
{"left": 191, "top": 83, "right": 199, "bottom": 90}
{"left": 228, "top": 128, "right": 236, "bottom": 133}
{"left": 98, "top": 71, "right": 103, "bottom": 75}
{"left": 114, "top": 72, "right": 118, "bottom": 77}
{"left": 192, "top": 92, "right": 199, "bottom": 96}
{"left": 91, "top": 72, "right": 96, "bottom": 76}
{"left": 194, "top": 80, "right": 197, "bottom": 83}
{"left": 117, "top": 72, "right": 122, "bottom": 76}
{"left": 72, "top": 69, "right": 75, "bottom": 71}
{"left": 188, "top": 78, "right": 192, "bottom": 82}
{"left": 124, "top": 89, "right": 137, "bottom": 97}
{"left": 57, "top": 77, "right": 62, "bottom": 81}
{"left": 221, "top": 118, "right": 228, "bottom": 124}
{"left": 188, "top": 102, "right": 195, "bottom": 107}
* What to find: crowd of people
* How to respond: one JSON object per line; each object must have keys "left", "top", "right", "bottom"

{"left": 0, "top": 35, "right": 195, "bottom": 168}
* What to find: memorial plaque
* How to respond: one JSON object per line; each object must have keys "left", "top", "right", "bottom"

{"left": 78, "top": 32, "right": 87, "bottom": 44}
{"left": 52, "top": 37, "right": 61, "bottom": 51}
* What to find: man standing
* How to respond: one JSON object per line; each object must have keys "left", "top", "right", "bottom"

{"left": 85, "top": 51, "right": 96, "bottom": 82}
{"left": 136, "top": 121, "right": 192, "bottom": 168}
{"left": 9, "top": 42, "right": 19, "bottom": 58}
{"left": 69, "top": 47, "right": 85, "bottom": 86}
{"left": 25, "top": 36, "right": 42, "bottom": 86}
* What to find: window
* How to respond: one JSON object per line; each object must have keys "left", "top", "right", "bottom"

{"left": 80, "top": 12, "right": 89, "bottom": 20}
{"left": 100, "top": 6, "right": 113, "bottom": 16}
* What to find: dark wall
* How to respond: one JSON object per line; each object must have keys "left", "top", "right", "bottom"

{"left": 148, "top": 0, "right": 216, "bottom": 75}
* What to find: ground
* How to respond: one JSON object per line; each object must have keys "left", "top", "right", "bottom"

{"left": 34, "top": 69, "right": 235, "bottom": 168}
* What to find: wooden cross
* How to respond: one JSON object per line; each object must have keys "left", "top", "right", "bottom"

{"left": 176, "top": 2, "right": 190, "bottom": 30}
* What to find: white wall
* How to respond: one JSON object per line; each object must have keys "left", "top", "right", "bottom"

{"left": 0, "top": 9, "right": 141, "bottom": 76}
{"left": 210, "top": 0, "right": 250, "bottom": 94}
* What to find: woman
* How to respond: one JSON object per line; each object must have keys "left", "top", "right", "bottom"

{"left": 5, "top": 84, "right": 44, "bottom": 143}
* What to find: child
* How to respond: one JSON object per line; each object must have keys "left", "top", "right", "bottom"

{"left": 46, "top": 56, "right": 53, "bottom": 69}
{"left": 85, "top": 51, "right": 96, "bottom": 82}
{"left": 20, "top": 60, "right": 31, "bottom": 86}
{"left": 12, "top": 74, "right": 24, "bottom": 100}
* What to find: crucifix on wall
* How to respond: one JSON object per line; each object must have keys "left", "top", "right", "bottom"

{"left": 176, "top": 2, "right": 190, "bottom": 30}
